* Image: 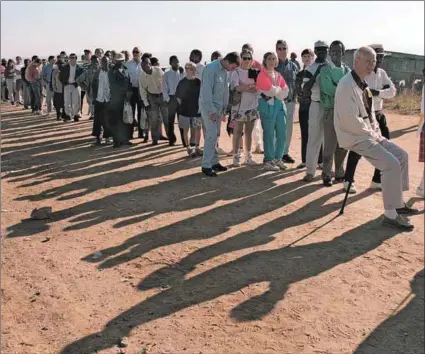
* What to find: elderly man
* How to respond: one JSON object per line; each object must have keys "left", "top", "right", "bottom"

{"left": 366, "top": 44, "right": 397, "bottom": 190}
{"left": 302, "top": 40, "right": 329, "bottom": 182}
{"left": 275, "top": 39, "right": 299, "bottom": 164}
{"left": 126, "top": 47, "right": 145, "bottom": 139}
{"left": 76, "top": 56, "right": 100, "bottom": 121}
{"left": 199, "top": 51, "right": 240, "bottom": 177}
{"left": 334, "top": 46, "right": 417, "bottom": 230}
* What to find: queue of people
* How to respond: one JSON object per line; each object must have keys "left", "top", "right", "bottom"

{"left": 2, "top": 41, "right": 424, "bottom": 230}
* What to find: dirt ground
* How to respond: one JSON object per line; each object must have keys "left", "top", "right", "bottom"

{"left": 1, "top": 104, "right": 424, "bottom": 354}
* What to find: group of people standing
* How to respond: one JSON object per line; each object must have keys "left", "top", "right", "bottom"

{"left": 2, "top": 40, "right": 424, "bottom": 230}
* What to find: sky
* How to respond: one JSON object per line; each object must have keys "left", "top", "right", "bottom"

{"left": 1, "top": 1, "right": 424, "bottom": 64}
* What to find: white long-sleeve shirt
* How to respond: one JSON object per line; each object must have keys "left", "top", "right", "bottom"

{"left": 334, "top": 72, "right": 382, "bottom": 149}
{"left": 365, "top": 68, "right": 396, "bottom": 111}
{"left": 139, "top": 66, "right": 164, "bottom": 106}
{"left": 162, "top": 68, "right": 183, "bottom": 102}
{"left": 126, "top": 59, "right": 142, "bottom": 88}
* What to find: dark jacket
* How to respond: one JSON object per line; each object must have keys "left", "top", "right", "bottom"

{"left": 91, "top": 69, "right": 103, "bottom": 101}
{"left": 59, "top": 64, "right": 84, "bottom": 85}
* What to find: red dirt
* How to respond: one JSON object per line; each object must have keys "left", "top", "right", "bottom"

{"left": 1, "top": 104, "right": 424, "bottom": 354}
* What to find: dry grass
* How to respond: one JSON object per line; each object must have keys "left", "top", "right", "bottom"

{"left": 384, "top": 90, "right": 422, "bottom": 115}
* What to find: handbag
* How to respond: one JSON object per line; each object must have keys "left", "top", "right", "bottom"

{"left": 122, "top": 101, "right": 134, "bottom": 124}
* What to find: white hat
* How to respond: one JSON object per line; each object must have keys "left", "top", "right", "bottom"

{"left": 369, "top": 44, "right": 391, "bottom": 56}
{"left": 114, "top": 53, "right": 126, "bottom": 61}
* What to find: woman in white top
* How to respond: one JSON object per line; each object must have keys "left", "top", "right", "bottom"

{"left": 256, "top": 52, "right": 289, "bottom": 171}
{"left": 229, "top": 50, "right": 259, "bottom": 166}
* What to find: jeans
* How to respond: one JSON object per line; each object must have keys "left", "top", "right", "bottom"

{"left": 201, "top": 109, "right": 223, "bottom": 169}
{"left": 30, "top": 81, "right": 42, "bottom": 111}
{"left": 258, "top": 98, "right": 287, "bottom": 163}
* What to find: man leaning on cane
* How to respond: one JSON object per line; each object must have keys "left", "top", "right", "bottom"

{"left": 334, "top": 46, "right": 418, "bottom": 230}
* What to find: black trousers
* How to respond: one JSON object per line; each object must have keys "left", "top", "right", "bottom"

{"left": 80, "top": 90, "right": 85, "bottom": 113}
{"left": 372, "top": 111, "right": 391, "bottom": 183}
{"left": 344, "top": 151, "right": 362, "bottom": 182}
{"left": 299, "top": 101, "right": 323, "bottom": 164}
{"left": 130, "top": 87, "right": 144, "bottom": 138}
{"left": 93, "top": 101, "right": 112, "bottom": 139}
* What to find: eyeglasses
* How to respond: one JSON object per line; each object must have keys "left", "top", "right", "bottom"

{"left": 242, "top": 57, "right": 252, "bottom": 61}
{"left": 277, "top": 47, "right": 288, "bottom": 51}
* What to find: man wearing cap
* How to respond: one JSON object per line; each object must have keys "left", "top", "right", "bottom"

{"left": 365, "top": 44, "right": 396, "bottom": 190}
{"left": 302, "top": 40, "right": 329, "bottom": 182}
{"left": 275, "top": 39, "right": 299, "bottom": 164}
{"left": 334, "top": 46, "right": 417, "bottom": 230}
{"left": 126, "top": 47, "right": 145, "bottom": 139}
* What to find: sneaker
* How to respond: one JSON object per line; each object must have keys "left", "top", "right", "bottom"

{"left": 343, "top": 181, "right": 357, "bottom": 194}
{"left": 282, "top": 154, "right": 295, "bottom": 164}
{"left": 296, "top": 162, "right": 306, "bottom": 169}
{"left": 253, "top": 145, "right": 263, "bottom": 154}
{"left": 105, "top": 137, "right": 113, "bottom": 145}
{"left": 264, "top": 161, "right": 280, "bottom": 171}
{"left": 333, "top": 177, "right": 345, "bottom": 184}
{"left": 202, "top": 167, "right": 217, "bottom": 177}
{"left": 396, "top": 203, "right": 419, "bottom": 215}
{"left": 244, "top": 154, "right": 258, "bottom": 166}
{"left": 233, "top": 154, "right": 241, "bottom": 167}
{"left": 303, "top": 174, "right": 314, "bottom": 182}
{"left": 416, "top": 187, "right": 424, "bottom": 199}
{"left": 215, "top": 147, "right": 228, "bottom": 156}
{"left": 35, "top": 110, "right": 42, "bottom": 115}
{"left": 90, "top": 139, "right": 102, "bottom": 147}
{"left": 195, "top": 147, "right": 203, "bottom": 156}
{"left": 274, "top": 159, "right": 288, "bottom": 170}
{"left": 187, "top": 147, "right": 196, "bottom": 158}
{"left": 212, "top": 163, "right": 228, "bottom": 172}
{"left": 370, "top": 181, "right": 382, "bottom": 190}
{"left": 382, "top": 215, "right": 414, "bottom": 230}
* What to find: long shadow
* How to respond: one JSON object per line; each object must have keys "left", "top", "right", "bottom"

{"left": 137, "top": 189, "right": 372, "bottom": 290}
{"left": 60, "top": 217, "right": 408, "bottom": 354}
{"left": 390, "top": 125, "right": 417, "bottom": 140}
{"left": 6, "top": 167, "right": 303, "bottom": 238}
{"left": 354, "top": 268, "right": 424, "bottom": 354}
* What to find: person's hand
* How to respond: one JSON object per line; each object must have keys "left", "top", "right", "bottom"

{"left": 221, "top": 115, "right": 227, "bottom": 122}
{"left": 209, "top": 113, "right": 217, "bottom": 121}
{"left": 247, "top": 84, "right": 257, "bottom": 93}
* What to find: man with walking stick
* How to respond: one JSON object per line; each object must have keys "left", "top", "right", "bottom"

{"left": 334, "top": 46, "right": 417, "bottom": 230}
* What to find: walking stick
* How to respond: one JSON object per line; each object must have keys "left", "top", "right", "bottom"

{"left": 339, "top": 151, "right": 362, "bottom": 215}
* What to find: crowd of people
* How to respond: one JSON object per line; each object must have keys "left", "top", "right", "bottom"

{"left": 1, "top": 40, "right": 424, "bottom": 230}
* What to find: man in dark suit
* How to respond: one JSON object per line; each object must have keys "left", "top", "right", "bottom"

{"left": 59, "top": 53, "right": 84, "bottom": 121}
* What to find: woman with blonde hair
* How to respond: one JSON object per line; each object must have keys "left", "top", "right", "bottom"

{"left": 256, "top": 52, "right": 289, "bottom": 171}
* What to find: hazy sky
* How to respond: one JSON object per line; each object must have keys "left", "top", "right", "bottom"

{"left": 1, "top": 1, "right": 424, "bottom": 63}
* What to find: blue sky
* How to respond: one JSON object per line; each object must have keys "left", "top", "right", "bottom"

{"left": 1, "top": 1, "right": 424, "bottom": 63}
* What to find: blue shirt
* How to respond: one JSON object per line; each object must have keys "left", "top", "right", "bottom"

{"left": 275, "top": 59, "right": 299, "bottom": 102}
{"left": 199, "top": 60, "right": 230, "bottom": 116}
{"left": 41, "top": 63, "right": 54, "bottom": 83}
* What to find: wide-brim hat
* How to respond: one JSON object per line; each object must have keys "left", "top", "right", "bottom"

{"left": 369, "top": 44, "right": 391, "bottom": 56}
{"left": 114, "top": 53, "right": 126, "bottom": 61}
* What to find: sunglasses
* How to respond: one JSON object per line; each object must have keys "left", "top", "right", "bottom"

{"left": 242, "top": 57, "right": 252, "bottom": 61}
{"left": 277, "top": 47, "right": 287, "bottom": 51}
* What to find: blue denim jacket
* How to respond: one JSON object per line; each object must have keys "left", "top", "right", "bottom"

{"left": 199, "top": 60, "right": 230, "bottom": 116}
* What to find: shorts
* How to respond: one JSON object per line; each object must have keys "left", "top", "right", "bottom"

{"left": 179, "top": 115, "right": 202, "bottom": 129}
{"left": 231, "top": 108, "right": 259, "bottom": 122}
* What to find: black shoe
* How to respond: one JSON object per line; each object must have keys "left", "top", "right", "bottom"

{"left": 212, "top": 163, "right": 228, "bottom": 172}
{"left": 142, "top": 138, "right": 149, "bottom": 143}
{"left": 152, "top": 140, "right": 159, "bottom": 146}
{"left": 202, "top": 168, "right": 217, "bottom": 177}
{"left": 73, "top": 115, "right": 80, "bottom": 122}
{"left": 323, "top": 177, "right": 333, "bottom": 187}
{"left": 282, "top": 154, "right": 295, "bottom": 163}
{"left": 11, "top": 102, "right": 15, "bottom": 105}
{"left": 333, "top": 177, "right": 344, "bottom": 184}
{"left": 56, "top": 115, "right": 61, "bottom": 121}
{"left": 396, "top": 203, "right": 419, "bottom": 215}
{"left": 89, "top": 116, "right": 94, "bottom": 120}
{"left": 169, "top": 141, "right": 176, "bottom": 146}
{"left": 159, "top": 135, "right": 169, "bottom": 141}
{"left": 113, "top": 142, "right": 122, "bottom": 148}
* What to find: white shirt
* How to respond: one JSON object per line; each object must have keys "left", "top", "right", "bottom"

{"left": 365, "top": 68, "right": 396, "bottom": 111}
{"left": 196, "top": 62, "right": 205, "bottom": 80}
{"left": 139, "top": 67, "right": 164, "bottom": 106}
{"left": 126, "top": 59, "right": 142, "bottom": 88}
{"left": 334, "top": 73, "right": 382, "bottom": 149}
{"left": 96, "top": 70, "right": 110, "bottom": 103}
{"left": 69, "top": 64, "right": 77, "bottom": 84}
{"left": 162, "top": 69, "right": 183, "bottom": 102}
